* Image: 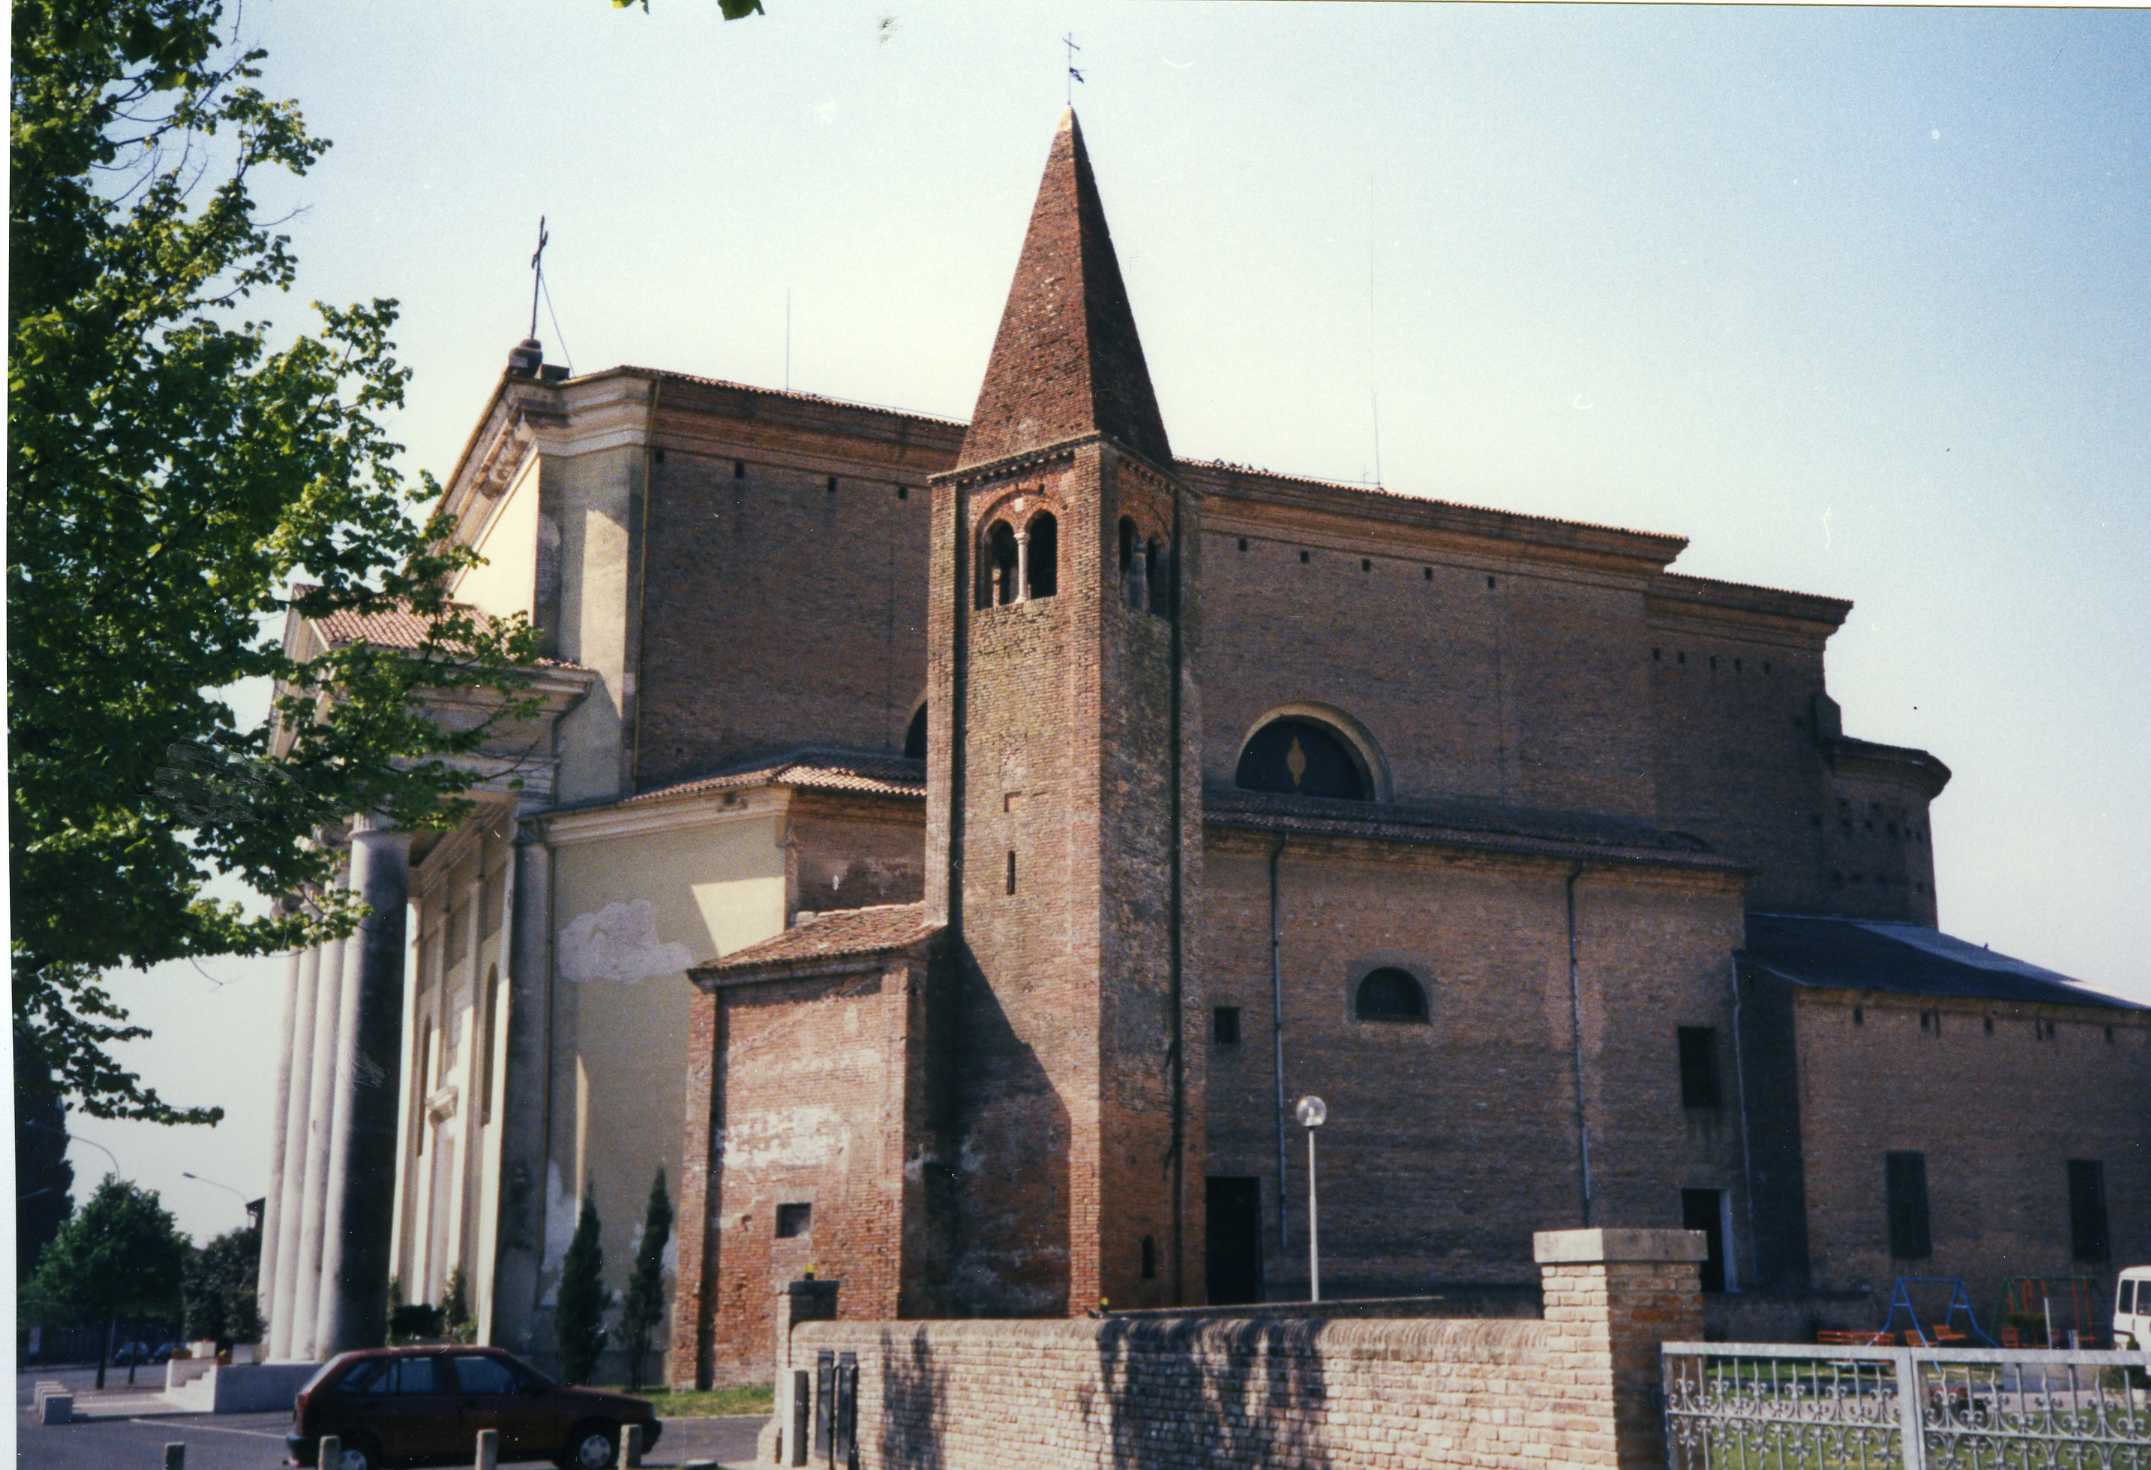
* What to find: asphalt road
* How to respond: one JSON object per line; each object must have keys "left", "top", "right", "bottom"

{"left": 17, "top": 1371, "right": 762, "bottom": 1469}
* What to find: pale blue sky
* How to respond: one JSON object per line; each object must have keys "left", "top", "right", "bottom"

{"left": 63, "top": 1, "right": 2151, "bottom": 1242}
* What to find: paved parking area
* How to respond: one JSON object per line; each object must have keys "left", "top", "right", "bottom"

{"left": 16, "top": 1374, "right": 761, "bottom": 1469}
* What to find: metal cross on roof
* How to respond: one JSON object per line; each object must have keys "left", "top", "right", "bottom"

{"left": 528, "top": 215, "right": 550, "bottom": 342}
{"left": 1063, "top": 32, "right": 1084, "bottom": 106}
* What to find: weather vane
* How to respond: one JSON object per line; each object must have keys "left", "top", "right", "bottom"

{"left": 1063, "top": 32, "right": 1084, "bottom": 107}
{"left": 528, "top": 215, "right": 550, "bottom": 342}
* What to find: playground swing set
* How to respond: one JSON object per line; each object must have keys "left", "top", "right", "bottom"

{"left": 1814, "top": 1274, "right": 2106, "bottom": 1349}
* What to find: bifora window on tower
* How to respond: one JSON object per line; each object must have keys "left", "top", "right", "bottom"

{"left": 1116, "top": 515, "right": 1174, "bottom": 618}
{"left": 976, "top": 504, "right": 1060, "bottom": 607}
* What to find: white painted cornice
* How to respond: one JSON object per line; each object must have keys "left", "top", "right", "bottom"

{"left": 540, "top": 783, "right": 792, "bottom": 847}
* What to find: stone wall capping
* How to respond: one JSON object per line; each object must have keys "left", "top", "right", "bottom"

{"left": 1532, "top": 1228, "right": 1709, "bottom": 1265}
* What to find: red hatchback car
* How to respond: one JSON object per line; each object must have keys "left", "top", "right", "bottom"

{"left": 286, "top": 1345, "right": 663, "bottom": 1470}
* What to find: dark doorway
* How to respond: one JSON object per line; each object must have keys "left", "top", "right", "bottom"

{"left": 1682, "top": 1188, "right": 1728, "bottom": 1292}
{"left": 1206, "top": 1177, "right": 1264, "bottom": 1305}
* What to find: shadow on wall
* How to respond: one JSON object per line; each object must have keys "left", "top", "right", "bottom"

{"left": 939, "top": 947, "right": 1073, "bottom": 1317}
{"left": 1096, "top": 1316, "right": 1333, "bottom": 1469}
{"left": 879, "top": 1326, "right": 950, "bottom": 1470}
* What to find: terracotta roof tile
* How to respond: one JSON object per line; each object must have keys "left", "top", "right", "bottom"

{"left": 294, "top": 586, "right": 582, "bottom": 669}
{"left": 701, "top": 902, "right": 935, "bottom": 974}
{"left": 623, "top": 748, "right": 925, "bottom": 806}
{"left": 1204, "top": 789, "right": 1742, "bottom": 871}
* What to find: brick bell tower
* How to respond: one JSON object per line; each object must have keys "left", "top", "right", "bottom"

{"left": 922, "top": 109, "right": 1206, "bottom": 1315}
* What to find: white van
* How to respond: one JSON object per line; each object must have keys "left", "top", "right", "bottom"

{"left": 2116, "top": 1267, "right": 2150, "bottom": 1352}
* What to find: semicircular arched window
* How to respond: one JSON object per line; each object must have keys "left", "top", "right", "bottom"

{"left": 1355, "top": 967, "right": 1428, "bottom": 1024}
{"left": 903, "top": 704, "right": 927, "bottom": 760}
{"left": 1235, "top": 717, "right": 1373, "bottom": 801}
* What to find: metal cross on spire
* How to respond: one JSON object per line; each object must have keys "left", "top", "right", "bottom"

{"left": 1063, "top": 32, "right": 1084, "bottom": 107}
{"left": 528, "top": 215, "right": 550, "bottom": 342}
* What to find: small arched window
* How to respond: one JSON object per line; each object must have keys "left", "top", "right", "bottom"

{"left": 1235, "top": 717, "right": 1373, "bottom": 801}
{"left": 1119, "top": 518, "right": 1143, "bottom": 608}
{"left": 1025, "top": 513, "right": 1058, "bottom": 600}
{"left": 1356, "top": 967, "right": 1428, "bottom": 1023}
{"left": 980, "top": 521, "right": 1018, "bottom": 608}
{"left": 904, "top": 704, "right": 927, "bottom": 760}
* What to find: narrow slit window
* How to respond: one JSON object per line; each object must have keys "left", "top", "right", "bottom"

{"left": 1677, "top": 1026, "right": 1720, "bottom": 1109}
{"left": 1885, "top": 1152, "right": 1931, "bottom": 1260}
{"left": 1006, "top": 850, "right": 1016, "bottom": 895}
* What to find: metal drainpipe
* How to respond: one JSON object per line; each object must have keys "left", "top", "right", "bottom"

{"left": 1565, "top": 862, "right": 1593, "bottom": 1225}
{"left": 1166, "top": 490, "right": 1187, "bottom": 1304}
{"left": 627, "top": 374, "right": 663, "bottom": 786}
{"left": 1730, "top": 952, "right": 1760, "bottom": 1290}
{"left": 1270, "top": 838, "right": 1290, "bottom": 1255}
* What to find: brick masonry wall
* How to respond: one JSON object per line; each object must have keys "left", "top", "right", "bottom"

{"left": 1645, "top": 621, "right": 1836, "bottom": 916}
{"left": 636, "top": 446, "right": 933, "bottom": 789}
{"left": 777, "top": 1228, "right": 1704, "bottom": 1470}
{"left": 1202, "top": 840, "right": 1748, "bottom": 1299}
{"left": 1197, "top": 530, "right": 1660, "bottom": 821}
{"left": 672, "top": 953, "right": 927, "bottom": 1388}
{"left": 1787, "top": 989, "right": 2151, "bottom": 1325}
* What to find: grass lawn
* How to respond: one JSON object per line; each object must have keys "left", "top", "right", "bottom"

{"left": 603, "top": 1380, "right": 774, "bottom": 1419}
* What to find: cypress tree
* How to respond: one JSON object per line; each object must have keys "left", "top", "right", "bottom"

{"left": 554, "top": 1188, "right": 610, "bottom": 1383}
{"left": 618, "top": 1169, "right": 674, "bottom": 1390}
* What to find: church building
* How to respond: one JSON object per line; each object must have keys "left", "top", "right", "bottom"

{"left": 257, "top": 111, "right": 2147, "bottom": 1383}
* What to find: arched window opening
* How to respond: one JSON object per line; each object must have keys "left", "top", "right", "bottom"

{"left": 1235, "top": 717, "right": 1373, "bottom": 801}
{"left": 904, "top": 704, "right": 927, "bottom": 760}
{"left": 980, "top": 521, "right": 1019, "bottom": 608}
{"left": 1145, "top": 538, "right": 1169, "bottom": 618}
{"left": 1356, "top": 967, "right": 1428, "bottom": 1024}
{"left": 1025, "top": 513, "right": 1058, "bottom": 600}
{"left": 1119, "top": 518, "right": 1143, "bottom": 608}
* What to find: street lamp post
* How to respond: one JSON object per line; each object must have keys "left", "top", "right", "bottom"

{"left": 182, "top": 1170, "right": 252, "bottom": 1214}
{"left": 1295, "top": 1095, "right": 1327, "bottom": 1302}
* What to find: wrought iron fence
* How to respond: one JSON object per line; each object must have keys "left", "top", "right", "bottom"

{"left": 1664, "top": 1341, "right": 2151, "bottom": 1470}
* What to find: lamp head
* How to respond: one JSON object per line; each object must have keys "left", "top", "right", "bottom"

{"left": 1295, "top": 1095, "right": 1327, "bottom": 1129}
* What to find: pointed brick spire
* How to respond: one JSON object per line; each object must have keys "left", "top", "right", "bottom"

{"left": 958, "top": 109, "right": 1173, "bottom": 470}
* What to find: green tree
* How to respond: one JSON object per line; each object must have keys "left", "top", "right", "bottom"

{"left": 440, "top": 1265, "right": 474, "bottom": 1345}
{"left": 554, "top": 1189, "right": 611, "bottom": 1384}
{"left": 23, "top": 1176, "right": 188, "bottom": 1389}
{"left": 617, "top": 1169, "right": 674, "bottom": 1390}
{"left": 182, "top": 1219, "right": 262, "bottom": 1347}
{"left": 13, "top": 1027, "right": 76, "bottom": 1282}
{"left": 9, "top": 0, "right": 539, "bottom": 1125}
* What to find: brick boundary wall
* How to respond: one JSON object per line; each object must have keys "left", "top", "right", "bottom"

{"left": 759, "top": 1227, "right": 1703, "bottom": 1470}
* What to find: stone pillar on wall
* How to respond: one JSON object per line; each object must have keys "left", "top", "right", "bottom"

{"left": 761, "top": 1278, "right": 840, "bottom": 1468}
{"left": 256, "top": 945, "right": 302, "bottom": 1346}
{"left": 315, "top": 815, "right": 416, "bottom": 1355}
{"left": 1535, "top": 1226, "right": 1706, "bottom": 1470}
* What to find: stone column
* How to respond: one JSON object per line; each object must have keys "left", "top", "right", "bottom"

{"left": 255, "top": 946, "right": 302, "bottom": 1338}
{"left": 488, "top": 816, "right": 553, "bottom": 1355}
{"left": 1535, "top": 1226, "right": 1706, "bottom": 1470}
{"left": 1014, "top": 528, "right": 1031, "bottom": 602}
{"left": 294, "top": 857, "right": 353, "bottom": 1360}
{"left": 315, "top": 816, "right": 415, "bottom": 1355}
{"left": 269, "top": 941, "right": 323, "bottom": 1361}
